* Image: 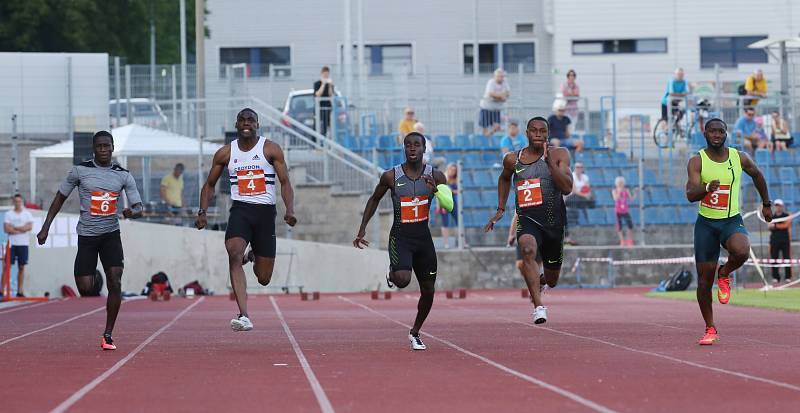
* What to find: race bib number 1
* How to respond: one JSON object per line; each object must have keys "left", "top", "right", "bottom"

{"left": 90, "top": 191, "right": 119, "bottom": 216}
{"left": 237, "top": 169, "right": 267, "bottom": 196}
{"left": 517, "top": 179, "right": 543, "bottom": 208}
{"left": 701, "top": 184, "right": 730, "bottom": 210}
{"left": 400, "top": 196, "right": 429, "bottom": 223}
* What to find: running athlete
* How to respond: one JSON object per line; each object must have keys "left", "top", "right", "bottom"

{"left": 485, "top": 117, "right": 572, "bottom": 324}
{"left": 508, "top": 212, "right": 545, "bottom": 298}
{"left": 37, "top": 131, "right": 143, "bottom": 350}
{"left": 353, "top": 132, "right": 453, "bottom": 350}
{"left": 686, "top": 118, "right": 772, "bottom": 345}
{"left": 196, "top": 108, "right": 296, "bottom": 332}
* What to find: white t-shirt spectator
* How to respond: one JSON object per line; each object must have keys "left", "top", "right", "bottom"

{"left": 4, "top": 209, "right": 33, "bottom": 246}
{"left": 423, "top": 138, "right": 434, "bottom": 164}
{"left": 480, "top": 79, "right": 511, "bottom": 110}
{"left": 572, "top": 172, "right": 591, "bottom": 196}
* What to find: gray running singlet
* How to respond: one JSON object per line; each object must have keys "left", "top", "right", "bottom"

{"left": 512, "top": 150, "right": 566, "bottom": 229}
{"left": 391, "top": 163, "right": 435, "bottom": 238}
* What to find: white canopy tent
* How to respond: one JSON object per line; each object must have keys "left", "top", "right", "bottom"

{"left": 748, "top": 37, "right": 800, "bottom": 124}
{"left": 29, "top": 124, "right": 221, "bottom": 201}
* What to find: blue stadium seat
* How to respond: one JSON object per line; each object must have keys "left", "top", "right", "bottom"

{"left": 775, "top": 151, "right": 792, "bottom": 166}
{"left": 482, "top": 151, "right": 501, "bottom": 166}
{"left": 595, "top": 189, "right": 614, "bottom": 207}
{"left": 755, "top": 149, "right": 771, "bottom": 166}
{"left": 379, "top": 134, "right": 398, "bottom": 149}
{"left": 463, "top": 152, "right": 483, "bottom": 167}
{"left": 443, "top": 151, "right": 460, "bottom": 164}
{"left": 434, "top": 135, "right": 453, "bottom": 150}
{"left": 586, "top": 208, "right": 607, "bottom": 225}
{"left": 490, "top": 135, "right": 504, "bottom": 149}
{"left": 342, "top": 135, "right": 358, "bottom": 150}
{"left": 461, "top": 171, "right": 479, "bottom": 189}
{"left": 587, "top": 170, "right": 603, "bottom": 187}
{"left": 583, "top": 134, "right": 599, "bottom": 149}
{"left": 611, "top": 152, "right": 628, "bottom": 167}
{"left": 473, "top": 170, "right": 494, "bottom": 187}
{"left": 480, "top": 190, "right": 497, "bottom": 207}
{"left": 680, "top": 206, "right": 695, "bottom": 224}
{"left": 650, "top": 188, "right": 669, "bottom": 206}
{"left": 471, "top": 135, "right": 492, "bottom": 150}
{"left": 455, "top": 134, "right": 472, "bottom": 150}
{"left": 573, "top": 151, "right": 589, "bottom": 166}
{"left": 462, "top": 191, "right": 482, "bottom": 209}
{"left": 644, "top": 169, "right": 658, "bottom": 185}
{"left": 360, "top": 135, "right": 377, "bottom": 150}
{"left": 779, "top": 167, "right": 795, "bottom": 183}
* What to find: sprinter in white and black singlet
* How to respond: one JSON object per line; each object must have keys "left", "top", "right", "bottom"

{"left": 485, "top": 117, "right": 573, "bottom": 324}
{"left": 196, "top": 108, "right": 296, "bottom": 332}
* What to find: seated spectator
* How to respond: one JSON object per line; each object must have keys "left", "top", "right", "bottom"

{"left": 770, "top": 111, "right": 792, "bottom": 151}
{"left": 499, "top": 119, "right": 526, "bottom": 155}
{"left": 735, "top": 108, "right": 769, "bottom": 152}
{"left": 547, "top": 100, "right": 584, "bottom": 152}
{"left": 754, "top": 116, "right": 773, "bottom": 152}
{"left": 160, "top": 163, "right": 184, "bottom": 213}
{"left": 564, "top": 162, "right": 593, "bottom": 245}
{"left": 744, "top": 69, "right": 767, "bottom": 108}
{"left": 414, "top": 122, "right": 444, "bottom": 168}
{"left": 397, "top": 106, "right": 417, "bottom": 143}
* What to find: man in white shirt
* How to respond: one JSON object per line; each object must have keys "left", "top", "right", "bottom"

{"left": 479, "top": 69, "right": 511, "bottom": 137}
{"left": 3, "top": 194, "right": 34, "bottom": 297}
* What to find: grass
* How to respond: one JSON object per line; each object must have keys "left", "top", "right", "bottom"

{"left": 646, "top": 288, "right": 800, "bottom": 312}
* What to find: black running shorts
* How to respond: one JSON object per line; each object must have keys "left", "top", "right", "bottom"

{"left": 75, "top": 230, "right": 124, "bottom": 276}
{"left": 225, "top": 201, "right": 277, "bottom": 258}
{"left": 388, "top": 232, "right": 438, "bottom": 278}
{"left": 516, "top": 215, "right": 564, "bottom": 270}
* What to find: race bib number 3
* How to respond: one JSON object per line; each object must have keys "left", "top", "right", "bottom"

{"left": 237, "top": 169, "right": 267, "bottom": 196}
{"left": 90, "top": 191, "right": 119, "bottom": 216}
{"left": 701, "top": 184, "right": 730, "bottom": 210}
{"left": 517, "top": 179, "right": 543, "bottom": 208}
{"left": 400, "top": 196, "right": 429, "bottom": 223}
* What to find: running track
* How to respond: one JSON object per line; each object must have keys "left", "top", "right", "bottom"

{"left": 1, "top": 289, "right": 798, "bottom": 412}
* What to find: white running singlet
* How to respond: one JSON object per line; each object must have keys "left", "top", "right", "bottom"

{"left": 227, "top": 136, "right": 277, "bottom": 205}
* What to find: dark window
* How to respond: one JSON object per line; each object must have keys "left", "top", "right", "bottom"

{"left": 516, "top": 23, "right": 534, "bottom": 33}
{"left": 700, "top": 36, "right": 768, "bottom": 68}
{"left": 503, "top": 43, "right": 535, "bottom": 73}
{"left": 572, "top": 38, "right": 667, "bottom": 55}
{"left": 219, "top": 47, "right": 291, "bottom": 77}
{"left": 464, "top": 42, "right": 535, "bottom": 74}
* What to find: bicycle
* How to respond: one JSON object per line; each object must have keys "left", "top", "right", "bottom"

{"left": 652, "top": 98, "right": 710, "bottom": 148}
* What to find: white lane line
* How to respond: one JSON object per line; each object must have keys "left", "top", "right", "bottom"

{"left": 501, "top": 317, "right": 800, "bottom": 393}
{"left": 0, "top": 299, "right": 62, "bottom": 315}
{"left": 338, "top": 296, "right": 618, "bottom": 413}
{"left": 49, "top": 297, "right": 205, "bottom": 413}
{"left": 644, "top": 322, "right": 800, "bottom": 350}
{"left": 0, "top": 305, "right": 106, "bottom": 346}
{"left": 270, "top": 296, "right": 335, "bottom": 413}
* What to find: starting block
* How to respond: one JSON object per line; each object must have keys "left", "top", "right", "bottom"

{"left": 445, "top": 289, "right": 467, "bottom": 299}
{"left": 300, "top": 291, "right": 320, "bottom": 301}
{"left": 370, "top": 291, "right": 392, "bottom": 300}
{"left": 521, "top": 288, "right": 530, "bottom": 299}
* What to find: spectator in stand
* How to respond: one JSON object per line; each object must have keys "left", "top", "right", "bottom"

{"left": 661, "top": 68, "right": 688, "bottom": 122}
{"left": 754, "top": 116, "right": 773, "bottom": 152}
{"left": 3, "top": 194, "right": 33, "bottom": 297}
{"left": 479, "top": 68, "right": 510, "bottom": 137}
{"left": 744, "top": 69, "right": 767, "bottom": 108}
{"left": 413, "top": 122, "right": 441, "bottom": 167}
{"left": 397, "top": 106, "right": 417, "bottom": 143}
{"left": 560, "top": 69, "right": 580, "bottom": 121}
{"left": 160, "top": 163, "right": 184, "bottom": 214}
{"left": 313, "top": 66, "right": 334, "bottom": 137}
{"left": 612, "top": 177, "right": 638, "bottom": 247}
{"left": 736, "top": 108, "right": 769, "bottom": 152}
{"left": 770, "top": 110, "right": 792, "bottom": 151}
{"left": 768, "top": 199, "right": 792, "bottom": 285}
{"left": 548, "top": 100, "right": 584, "bottom": 152}
{"left": 563, "top": 162, "right": 592, "bottom": 245}
{"left": 438, "top": 163, "right": 460, "bottom": 248}
{"left": 500, "top": 119, "right": 526, "bottom": 155}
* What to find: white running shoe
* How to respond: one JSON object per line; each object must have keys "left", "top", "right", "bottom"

{"left": 409, "top": 333, "right": 427, "bottom": 350}
{"left": 230, "top": 315, "right": 253, "bottom": 331}
{"left": 533, "top": 306, "right": 548, "bottom": 325}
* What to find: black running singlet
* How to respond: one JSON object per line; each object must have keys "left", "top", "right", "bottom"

{"left": 390, "top": 164, "right": 435, "bottom": 238}
{"left": 512, "top": 150, "right": 566, "bottom": 229}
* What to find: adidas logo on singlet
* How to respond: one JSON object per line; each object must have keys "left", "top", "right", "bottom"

{"left": 252, "top": 154, "right": 260, "bottom": 160}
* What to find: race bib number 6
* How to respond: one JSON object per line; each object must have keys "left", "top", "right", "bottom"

{"left": 517, "top": 179, "right": 543, "bottom": 208}
{"left": 400, "top": 196, "right": 429, "bottom": 223}
{"left": 701, "top": 184, "right": 730, "bottom": 210}
{"left": 237, "top": 169, "right": 267, "bottom": 196}
{"left": 90, "top": 191, "right": 119, "bottom": 216}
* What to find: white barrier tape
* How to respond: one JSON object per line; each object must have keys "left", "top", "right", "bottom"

{"left": 577, "top": 256, "right": 798, "bottom": 267}
{"left": 742, "top": 208, "right": 800, "bottom": 224}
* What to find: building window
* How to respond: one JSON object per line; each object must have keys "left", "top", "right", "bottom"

{"left": 344, "top": 44, "right": 412, "bottom": 76}
{"left": 572, "top": 38, "right": 667, "bottom": 55}
{"left": 219, "top": 46, "right": 291, "bottom": 77}
{"left": 463, "top": 42, "right": 535, "bottom": 74}
{"left": 700, "top": 36, "right": 768, "bottom": 68}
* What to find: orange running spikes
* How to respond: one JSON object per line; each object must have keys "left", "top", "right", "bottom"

{"left": 717, "top": 275, "right": 732, "bottom": 304}
{"left": 101, "top": 335, "right": 116, "bottom": 351}
{"left": 698, "top": 326, "right": 719, "bottom": 345}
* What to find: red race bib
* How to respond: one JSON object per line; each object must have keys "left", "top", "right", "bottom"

{"left": 400, "top": 196, "right": 429, "bottom": 223}
{"left": 237, "top": 169, "right": 267, "bottom": 196}
{"left": 517, "top": 179, "right": 543, "bottom": 208}
{"left": 90, "top": 191, "right": 119, "bottom": 216}
{"left": 701, "top": 184, "right": 730, "bottom": 210}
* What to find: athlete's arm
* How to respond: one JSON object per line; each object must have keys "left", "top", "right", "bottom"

{"left": 122, "top": 172, "right": 143, "bottom": 219}
{"left": 544, "top": 146, "right": 573, "bottom": 195}
{"left": 507, "top": 212, "right": 518, "bottom": 246}
{"left": 354, "top": 170, "right": 393, "bottom": 248}
{"left": 196, "top": 145, "right": 230, "bottom": 230}
{"left": 484, "top": 152, "right": 515, "bottom": 232}
{"left": 740, "top": 150, "right": 773, "bottom": 222}
{"left": 268, "top": 142, "right": 296, "bottom": 227}
{"left": 685, "top": 155, "right": 710, "bottom": 202}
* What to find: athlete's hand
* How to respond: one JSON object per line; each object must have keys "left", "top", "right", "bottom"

{"left": 353, "top": 230, "right": 369, "bottom": 249}
{"left": 484, "top": 210, "right": 504, "bottom": 232}
{"left": 36, "top": 227, "right": 49, "bottom": 245}
{"left": 706, "top": 179, "right": 720, "bottom": 193}
{"left": 422, "top": 175, "right": 437, "bottom": 192}
{"left": 284, "top": 212, "right": 297, "bottom": 227}
{"left": 195, "top": 214, "right": 207, "bottom": 230}
{"left": 762, "top": 205, "right": 773, "bottom": 222}
{"left": 507, "top": 233, "right": 516, "bottom": 247}
{"left": 121, "top": 208, "right": 133, "bottom": 219}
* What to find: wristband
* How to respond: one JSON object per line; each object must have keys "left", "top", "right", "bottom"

{"left": 705, "top": 183, "right": 712, "bottom": 192}
{"left": 197, "top": 209, "right": 206, "bottom": 216}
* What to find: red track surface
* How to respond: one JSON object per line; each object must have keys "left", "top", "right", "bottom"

{"left": 1, "top": 289, "right": 798, "bottom": 412}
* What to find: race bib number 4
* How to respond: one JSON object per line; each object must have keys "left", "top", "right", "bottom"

{"left": 400, "top": 196, "right": 429, "bottom": 223}
{"left": 701, "top": 184, "right": 730, "bottom": 210}
{"left": 237, "top": 169, "right": 267, "bottom": 196}
{"left": 517, "top": 179, "right": 543, "bottom": 208}
{"left": 90, "top": 191, "right": 119, "bottom": 216}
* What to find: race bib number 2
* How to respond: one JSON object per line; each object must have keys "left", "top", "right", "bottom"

{"left": 237, "top": 169, "right": 267, "bottom": 196}
{"left": 701, "top": 184, "right": 730, "bottom": 210}
{"left": 90, "top": 191, "right": 119, "bottom": 216}
{"left": 517, "top": 179, "right": 543, "bottom": 208}
{"left": 400, "top": 196, "right": 429, "bottom": 223}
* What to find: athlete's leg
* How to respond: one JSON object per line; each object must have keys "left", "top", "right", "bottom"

{"left": 518, "top": 234, "right": 543, "bottom": 307}
{"left": 696, "top": 262, "right": 718, "bottom": 328}
{"left": 253, "top": 257, "right": 275, "bottom": 286}
{"left": 694, "top": 218, "right": 721, "bottom": 329}
{"left": 389, "top": 270, "right": 412, "bottom": 288}
{"left": 770, "top": 244, "right": 781, "bottom": 282}
{"left": 719, "top": 233, "right": 749, "bottom": 277}
{"left": 388, "top": 233, "right": 413, "bottom": 288}
{"left": 16, "top": 264, "right": 25, "bottom": 296}
{"left": 410, "top": 239, "right": 437, "bottom": 335}
{"left": 225, "top": 237, "right": 250, "bottom": 316}
{"left": 74, "top": 236, "right": 101, "bottom": 296}
{"left": 102, "top": 266, "right": 123, "bottom": 335}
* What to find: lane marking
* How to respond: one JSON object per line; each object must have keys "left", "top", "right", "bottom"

{"left": 0, "top": 299, "right": 62, "bottom": 315}
{"left": 338, "top": 296, "right": 618, "bottom": 413}
{"left": 49, "top": 297, "right": 205, "bottom": 413}
{"left": 270, "top": 296, "right": 335, "bottom": 413}
{"left": 0, "top": 305, "right": 106, "bottom": 346}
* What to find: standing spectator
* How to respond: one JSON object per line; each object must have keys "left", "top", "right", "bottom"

{"left": 547, "top": 100, "right": 584, "bottom": 152}
{"left": 438, "top": 163, "right": 459, "bottom": 248}
{"left": 560, "top": 69, "right": 580, "bottom": 121}
{"left": 3, "top": 194, "right": 33, "bottom": 297}
{"left": 160, "top": 163, "right": 184, "bottom": 213}
{"left": 736, "top": 108, "right": 769, "bottom": 152}
{"left": 612, "top": 177, "right": 638, "bottom": 247}
{"left": 744, "top": 69, "right": 767, "bottom": 108}
{"left": 660, "top": 68, "right": 688, "bottom": 122}
{"left": 768, "top": 199, "right": 792, "bottom": 285}
{"left": 770, "top": 111, "right": 792, "bottom": 151}
{"left": 397, "top": 106, "right": 418, "bottom": 143}
{"left": 499, "top": 119, "right": 526, "bottom": 155}
{"left": 479, "top": 68, "right": 510, "bottom": 137}
{"left": 313, "top": 66, "right": 334, "bottom": 137}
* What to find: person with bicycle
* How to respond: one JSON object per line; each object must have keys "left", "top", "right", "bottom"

{"left": 660, "top": 68, "right": 688, "bottom": 122}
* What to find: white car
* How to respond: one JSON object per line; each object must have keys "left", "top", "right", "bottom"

{"left": 109, "top": 98, "right": 169, "bottom": 129}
